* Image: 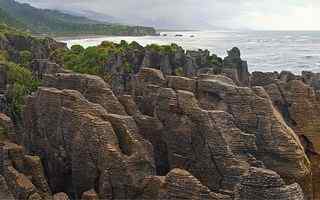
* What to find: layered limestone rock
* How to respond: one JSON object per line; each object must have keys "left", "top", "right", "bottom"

{"left": 196, "top": 74, "right": 311, "bottom": 197}
{"left": 251, "top": 71, "right": 320, "bottom": 199}
{"left": 139, "top": 168, "right": 232, "bottom": 200}
{"left": 0, "top": 141, "right": 52, "bottom": 200}
{"left": 0, "top": 32, "right": 66, "bottom": 63}
{"left": 222, "top": 47, "right": 250, "bottom": 86}
{"left": 132, "top": 68, "right": 310, "bottom": 198}
{"left": 22, "top": 87, "right": 155, "bottom": 199}
{"left": 29, "top": 59, "right": 65, "bottom": 79}
{"left": 0, "top": 113, "right": 17, "bottom": 142}
{"left": 43, "top": 73, "right": 127, "bottom": 115}
{"left": 236, "top": 167, "right": 304, "bottom": 200}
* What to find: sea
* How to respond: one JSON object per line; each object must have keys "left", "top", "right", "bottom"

{"left": 60, "top": 31, "right": 320, "bottom": 74}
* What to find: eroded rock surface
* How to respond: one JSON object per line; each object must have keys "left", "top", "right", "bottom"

{"left": 22, "top": 87, "right": 154, "bottom": 199}
{"left": 236, "top": 167, "right": 304, "bottom": 200}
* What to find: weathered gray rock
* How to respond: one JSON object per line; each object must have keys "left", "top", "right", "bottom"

{"left": 0, "top": 64, "right": 7, "bottom": 93}
{"left": 0, "top": 175, "right": 14, "bottom": 200}
{"left": 29, "top": 59, "right": 65, "bottom": 79}
{"left": 139, "top": 168, "right": 232, "bottom": 200}
{"left": 53, "top": 192, "right": 70, "bottom": 200}
{"left": 81, "top": 189, "right": 99, "bottom": 200}
{"left": 236, "top": 167, "right": 304, "bottom": 200}
{"left": 43, "top": 73, "right": 127, "bottom": 115}
{"left": 223, "top": 47, "right": 250, "bottom": 86}
{"left": 23, "top": 87, "right": 155, "bottom": 199}
{"left": 0, "top": 113, "right": 16, "bottom": 142}
{"left": 155, "top": 88, "right": 248, "bottom": 193}
{"left": 196, "top": 75, "right": 311, "bottom": 196}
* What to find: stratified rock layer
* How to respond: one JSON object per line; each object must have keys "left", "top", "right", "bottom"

{"left": 22, "top": 87, "right": 155, "bottom": 199}
{"left": 236, "top": 167, "right": 304, "bottom": 200}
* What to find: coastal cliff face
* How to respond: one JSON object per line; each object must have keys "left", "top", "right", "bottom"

{"left": 0, "top": 29, "right": 320, "bottom": 200}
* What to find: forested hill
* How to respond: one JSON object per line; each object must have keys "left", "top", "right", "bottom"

{"left": 0, "top": 0, "right": 157, "bottom": 36}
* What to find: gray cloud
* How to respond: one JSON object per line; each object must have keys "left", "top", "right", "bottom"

{"left": 16, "top": 0, "right": 320, "bottom": 30}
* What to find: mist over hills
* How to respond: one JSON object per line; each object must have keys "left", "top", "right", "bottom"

{"left": 0, "top": 0, "right": 156, "bottom": 36}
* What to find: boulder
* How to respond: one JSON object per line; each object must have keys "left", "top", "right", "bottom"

{"left": 53, "top": 193, "right": 70, "bottom": 200}
{"left": 81, "top": 189, "right": 99, "bottom": 200}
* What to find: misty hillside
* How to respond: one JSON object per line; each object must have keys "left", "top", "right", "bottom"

{"left": 0, "top": 0, "right": 156, "bottom": 36}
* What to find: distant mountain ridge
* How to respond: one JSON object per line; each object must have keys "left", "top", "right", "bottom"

{"left": 0, "top": 0, "right": 157, "bottom": 36}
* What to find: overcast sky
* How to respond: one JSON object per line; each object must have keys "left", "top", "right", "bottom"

{"left": 17, "top": 0, "right": 320, "bottom": 30}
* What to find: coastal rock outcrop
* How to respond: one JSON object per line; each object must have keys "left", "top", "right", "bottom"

{"left": 236, "top": 167, "right": 304, "bottom": 200}
{"left": 251, "top": 71, "right": 320, "bottom": 199}
{"left": 196, "top": 73, "right": 311, "bottom": 197}
{"left": 139, "top": 168, "right": 232, "bottom": 200}
{"left": 222, "top": 47, "right": 250, "bottom": 86}
{"left": 43, "top": 73, "right": 127, "bottom": 115}
{"left": 22, "top": 87, "right": 155, "bottom": 199}
{"left": 0, "top": 141, "right": 52, "bottom": 200}
{"left": 131, "top": 67, "right": 309, "bottom": 198}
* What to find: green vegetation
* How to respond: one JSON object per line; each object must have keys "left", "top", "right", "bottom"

{"left": 175, "top": 67, "right": 184, "bottom": 76}
{"left": 0, "top": 50, "right": 9, "bottom": 62}
{"left": 0, "top": 0, "right": 156, "bottom": 36}
{"left": 19, "top": 50, "right": 32, "bottom": 66}
{"left": 52, "top": 40, "right": 136, "bottom": 76}
{"left": 0, "top": 8, "right": 26, "bottom": 30}
{"left": 146, "top": 43, "right": 181, "bottom": 54}
{"left": 208, "top": 54, "right": 223, "bottom": 66}
{"left": 2, "top": 61, "right": 39, "bottom": 118}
